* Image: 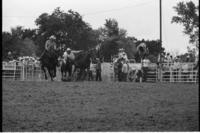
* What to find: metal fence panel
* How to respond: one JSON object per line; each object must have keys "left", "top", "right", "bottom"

{"left": 2, "top": 62, "right": 199, "bottom": 83}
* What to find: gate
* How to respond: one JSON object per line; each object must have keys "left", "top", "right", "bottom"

{"left": 2, "top": 61, "right": 45, "bottom": 81}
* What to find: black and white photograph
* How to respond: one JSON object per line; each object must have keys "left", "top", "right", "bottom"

{"left": 2, "top": 0, "right": 199, "bottom": 131}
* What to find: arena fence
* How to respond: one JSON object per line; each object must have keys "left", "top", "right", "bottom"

{"left": 2, "top": 61, "right": 199, "bottom": 83}
{"left": 2, "top": 61, "right": 45, "bottom": 81}
{"left": 157, "top": 62, "right": 198, "bottom": 83}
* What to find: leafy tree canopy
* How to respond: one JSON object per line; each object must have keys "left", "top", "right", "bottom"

{"left": 172, "top": 1, "right": 199, "bottom": 48}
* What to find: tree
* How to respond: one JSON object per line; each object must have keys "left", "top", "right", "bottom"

{"left": 34, "top": 7, "right": 98, "bottom": 56}
{"left": 97, "top": 18, "right": 165, "bottom": 62}
{"left": 2, "top": 28, "right": 37, "bottom": 60}
{"left": 97, "top": 19, "right": 120, "bottom": 61}
{"left": 104, "top": 18, "right": 119, "bottom": 37}
{"left": 172, "top": 1, "right": 199, "bottom": 48}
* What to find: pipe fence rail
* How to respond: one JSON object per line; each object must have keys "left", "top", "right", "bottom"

{"left": 2, "top": 61, "right": 199, "bottom": 83}
{"left": 157, "top": 62, "right": 198, "bottom": 83}
{"left": 2, "top": 61, "right": 45, "bottom": 81}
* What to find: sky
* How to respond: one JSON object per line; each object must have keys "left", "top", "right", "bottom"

{"left": 2, "top": 0, "right": 199, "bottom": 54}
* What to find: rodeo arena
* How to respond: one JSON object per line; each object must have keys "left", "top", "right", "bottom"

{"left": 2, "top": 0, "right": 199, "bottom": 132}
{"left": 2, "top": 38, "right": 200, "bottom": 132}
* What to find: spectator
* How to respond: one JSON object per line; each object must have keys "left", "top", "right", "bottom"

{"left": 142, "top": 57, "right": 150, "bottom": 82}
{"left": 170, "top": 55, "right": 173, "bottom": 62}
{"left": 122, "top": 60, "right": 129, "bottom": 81}
{"left": 186, "top": 55, "right": 190, "bottom": 62}
{"left": 165, "top": 53, "right": 170, "bottom": 62}
{"left": 118, "top": 59, "right": 123, "bottom": 81}
{"left": 7, "top": 51, "right": 13, "bottom": 61}
{"left": 88, "top": 61, "right": 95, "bottom": 81}
{"left": 95, "top": 58, "right": 102, "bottom": 81}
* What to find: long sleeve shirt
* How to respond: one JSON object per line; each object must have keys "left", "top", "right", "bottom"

{"left": 63, "top": 50, "right": 82, "bottom": 61}
{"left": 122, "top": 63, "right": 129, "bottom": 73}
{"left": 45, "top": 40, "right": 57, "bottom": 51}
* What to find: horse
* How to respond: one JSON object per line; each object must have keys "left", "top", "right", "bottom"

{"left": 39, "top": 50, "right": 59, "bottom": 81}
{"left": 72, "top": 48, "right": 97, "bottom": 81}
{"left": 60, "top": 58, "right": 73, "bottom": 81}
{"left": 137, "top": 43, "right": 149, "bottom": 63}
{"left": 136, "top": 43, "right": 149, "bottom": 82}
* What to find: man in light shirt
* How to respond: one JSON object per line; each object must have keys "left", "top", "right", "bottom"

{"left": 141, "top": 57, "right": 151, "bottom": 82}
{"left": 63, "top": 48, "right": 82, "bottom": 64}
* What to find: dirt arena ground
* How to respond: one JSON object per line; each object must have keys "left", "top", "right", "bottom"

{"left": 2, "top": 80, "right": 199, "bottom": 131}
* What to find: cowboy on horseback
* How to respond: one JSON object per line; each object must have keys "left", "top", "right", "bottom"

{"left": 40, "top": 35, "right": 57, "bottom": 60}
{"left": 45, "top": 35, "right": 57, "bottom": 56}
{"left": 39, "top": 35, "right": 59, "bottom": 81}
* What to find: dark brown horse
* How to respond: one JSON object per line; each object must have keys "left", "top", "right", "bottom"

{"left": 60, "top": 59, "right": 73, "bottom": 81}
{"left": 72, "top": 48, "right": 97, "bottom": 81}
{"left": 39, "top": 50, "right": 59, "bottom": 81}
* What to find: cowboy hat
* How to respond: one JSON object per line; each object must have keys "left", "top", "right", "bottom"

{"left": 49, "top": 35, "right": 56, "bottom": 40}
{"left": 67, "top": 48, "right": 71, "bottom": 51}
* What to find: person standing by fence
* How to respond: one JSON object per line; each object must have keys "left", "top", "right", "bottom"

{"left": 96, "top": 58, "right": 102, "bottom": 81}
{"left": 141, "top": 57, "right": 150, "bottom": 82}
{"left": 88, "top": 61, "right": 95, "bottom": 81}
{"left": 122, "top": 60, "right": 129, "bottom": 81}
{"left": 7, "top": 51, "right": 13, "bottom": 61}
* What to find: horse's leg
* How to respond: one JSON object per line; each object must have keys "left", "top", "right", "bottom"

{"left": 72, "top": 65, "right": 76, "bottom": 76}
{"left": 61, "top": 62, "right": 65, "bottom": 80}
{"left": 64, "top": 64, "right": 66, "bottom": 77}
{"left": 83, "top": 70, "right": 87, "bottom": 80}
{"left": 76, "top": 69, "right": 80, "bottom": 81}
{"left": 83, "top": 69, "right": 87, "bottom": 80}
{"left": 42, "top": 65, "right": 47, "bottom": 80}
{"left": 78, "top": 69, "right": 83, "bottom": 81}
{"left": 81, "top": 69, "right": 84, "bottom": 80}
{"left": 69, "top": 65, "right": 72, "bottom": 77}
{"left": 80, "top": 69, "right": 84, "bottom": 81}
{"left": 66, "top": 65, "right": 72, "bottom": 81}
{"left": 82, "top": 69, "right": 86, "bottom": 80}
{"left": 53, "top": 66, "right": 56, "bottom": 78}
{"left": 61, "top": 68, "right": 64, "bottom": 80}
{"left": 48, "top": 68, "right": 53, "bottom": 81}
{"left": 72, "top": 66, "right": 77, "bottom": 81}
